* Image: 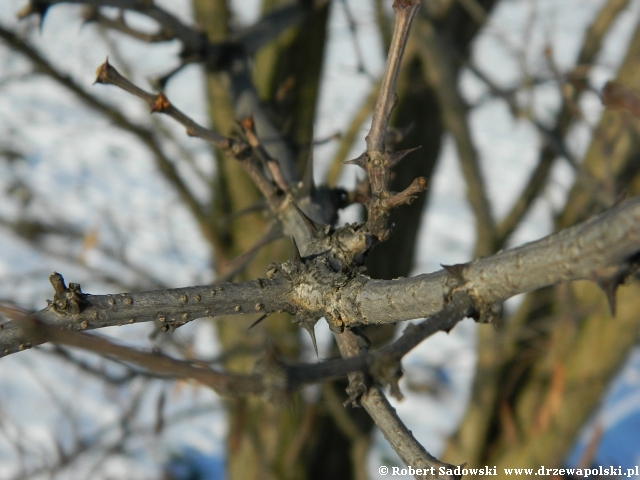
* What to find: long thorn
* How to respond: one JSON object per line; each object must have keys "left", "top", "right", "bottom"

{"left": 248, "top": 314, "right": 268, "bottom": 330}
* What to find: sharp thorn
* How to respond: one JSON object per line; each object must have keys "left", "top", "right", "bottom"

{"left": 592, "top": 267, "right": 624, "bottom": 317}
{"left": 597, "top": 279, "right": 618, "bottom": 317}
{"left": 304, "top": 324, "right": 319, "bottom": 358}
{"left": 605, "top": 286, "right": 617, "bottom": 317}
{"left": 290, "top": 201, "right": 322, "bottom": 238}
{"left": 386, "top": 146, "right": 421, "bottom": 168}
{"left": 38, "top": 5, "right": 52, "bottom": 31}
{"left": 343, "top": 153, "right": 367, "bottom": 168}
{"left": 441, "top": 263, "right": 466, "bottom": 281}
{"left": 292, "top": 237, "right": 303, "bottom": 264}
{"left": 248, "top": 313, "right": 268, "bottom": 330}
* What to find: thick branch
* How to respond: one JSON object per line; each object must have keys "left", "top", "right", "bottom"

{"left": 338, "top": 195, "right": 640, "bottom": 327}
{"left": 3, "top": 195, "right": 640, "bottom": 357}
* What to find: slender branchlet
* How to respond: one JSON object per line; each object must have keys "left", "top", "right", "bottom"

{"left": 353, "top": 0, "right": 427, "bottom": 242}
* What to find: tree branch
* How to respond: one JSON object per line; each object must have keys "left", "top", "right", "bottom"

{"left": 0, "top": 26, "right": 222, "bottom": 251}
{"left": 495, "top": 0, "right": 630, "bottom": 245}
{"left": 366, "top": 0, "right": 421, "bottom": 153}
{"left": 0, "top": 273, "right": 294, "bottom": 357}
{"left": 335, "top": 330, "right": 461, "bottom": 480}
{"left": 3, "top": 194, "right": 639, "bottom": 379}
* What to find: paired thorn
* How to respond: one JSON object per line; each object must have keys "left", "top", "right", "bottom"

{"left": 343, "top": 153, "right": 367, "bottom": 169}
{"left": 386, "top": 146, "right": 421, "bottom": 168}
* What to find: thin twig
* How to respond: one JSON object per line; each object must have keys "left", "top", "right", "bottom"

{"left": 5, "top": 307, "right": 264, "bottom": 397}
{"left": 365, "top": 0, "right": 421, "bottom": 153}
{"left": 0, "top": 26, "right": 221, "bottom": 252}
{"left": 495, "top": 0, "right": 630, "bottom": 245}
{"left": 335, "top": 330, "right": 461, "bottom": 480}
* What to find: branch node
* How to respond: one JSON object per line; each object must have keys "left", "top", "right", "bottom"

{"left": 150, "top": 92, "right": 170, "bottom": 113}
{"left": 344, "top": 375, "right": 368, "bottom": 407}
{"left": 370, "top": 352, "right": 404, "bottom": 401}
{"left": 48, "top": 273, "right": 89, "bottom": 316}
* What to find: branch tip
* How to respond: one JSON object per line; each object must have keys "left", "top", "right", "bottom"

{"left": 393, "top": 0, "right": 422, "bottom": 11}
{"left": 49, "top": 272, "right": 66, "bottom": 296}
{"left": 93, "top": 57, "right": 111, "bottom": 85}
